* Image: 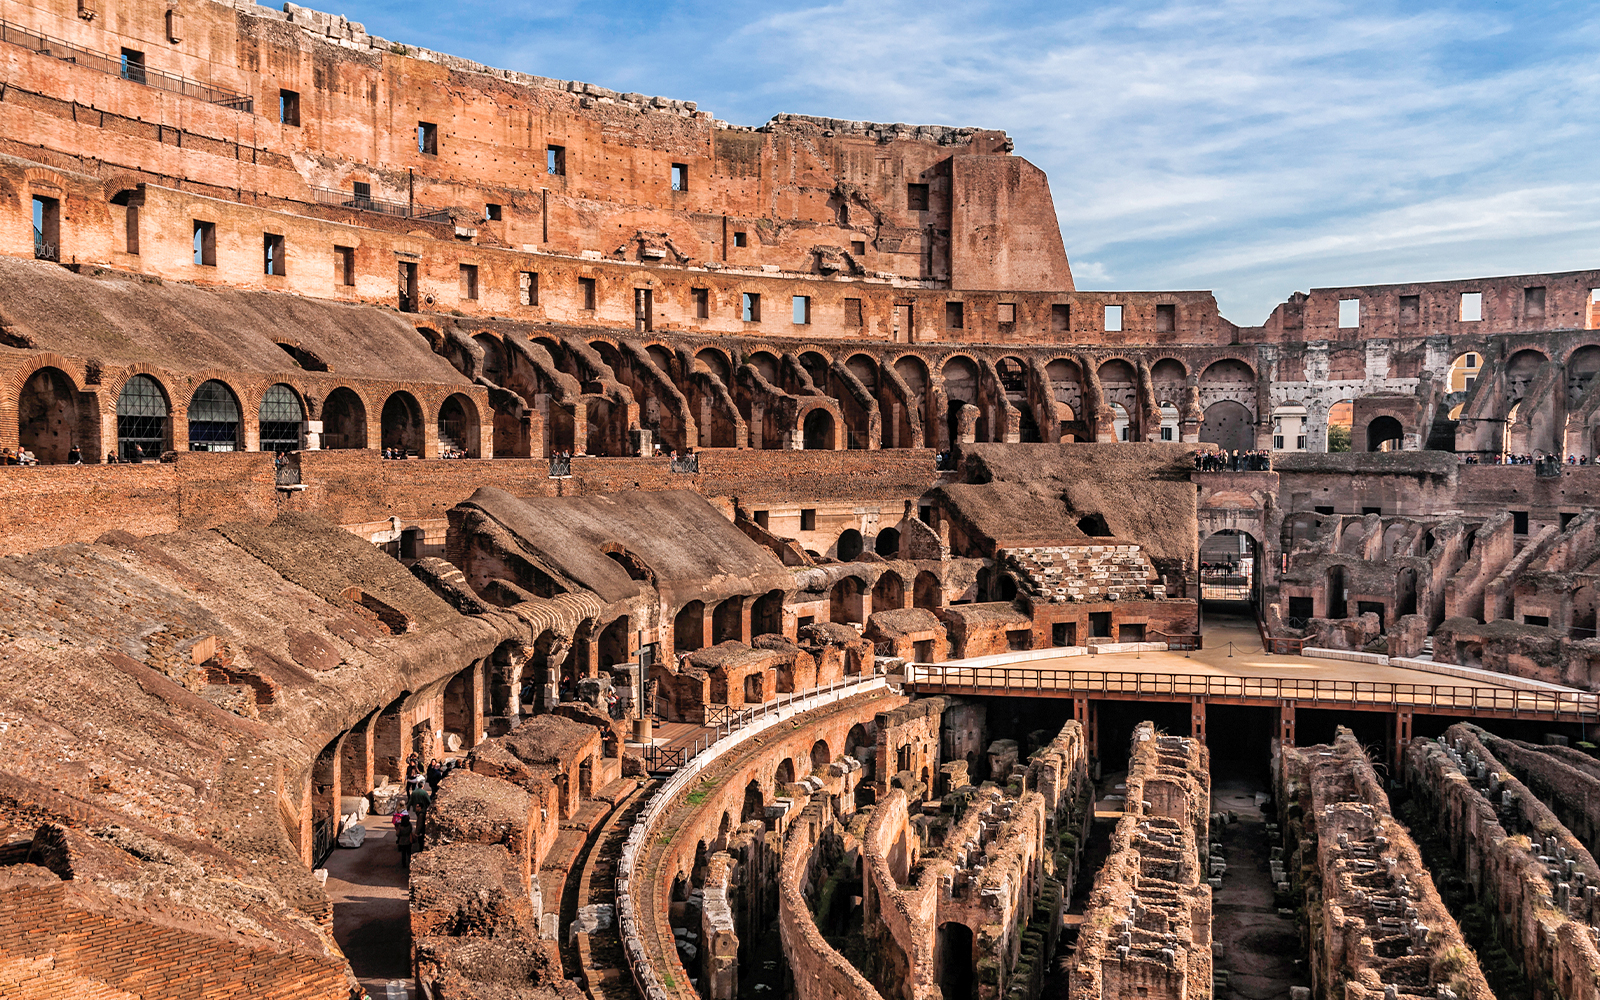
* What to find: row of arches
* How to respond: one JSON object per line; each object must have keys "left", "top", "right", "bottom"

{"left": 13, "top": 365, "right": 485, "bottom": 462}
{"left": 829, "top": 570, "right": 943, "bottom": 624}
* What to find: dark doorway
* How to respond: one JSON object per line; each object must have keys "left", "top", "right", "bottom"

{"left": 936, "top": 922, "right": 975, "bottom": 1000}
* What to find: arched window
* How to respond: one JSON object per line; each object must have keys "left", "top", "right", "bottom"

{"left": 188, "top": 380, "right": 241, "bottom": 452}
{"left": 116, "top": 375, "right": 168, "bottom": 461}
{"left": 259, "top": 384, "right": 304, "bottom": 453}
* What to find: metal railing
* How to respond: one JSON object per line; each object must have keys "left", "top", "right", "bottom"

{"left": 1149, "top": 630, "right": 1201, "bottom": 651}
{"left": 548, "top": 456, "right": 572, "bottom": 478}
{"left": 33, "top": 240, "right": 58, "bottom": 262}
{"left": 670, "top": 453, "right": 699, "bottom": 474}
{"left": 0, "top": 17, "right": 253, "bottom": 111}
{"left": 311, "top": 813, "right": 338, "bottom": 868}
{"left": 905, "top": 664, "right": 1600, "bottom": 720}
{"left": 309, "top": 186, "right": 452, "bottom": 224}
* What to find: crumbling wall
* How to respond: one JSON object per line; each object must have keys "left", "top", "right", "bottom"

{"left": 1406, "top": 725, "right": 1600, "bottom": 1000}
{"left": 1278, "top": 729, "right": 1494, "bottom": 1000}
{"left": 1069, "top": 724, "right": 1211, "bottom": 1000}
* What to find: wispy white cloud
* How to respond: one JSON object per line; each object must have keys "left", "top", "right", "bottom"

{"left": 319, "top": 0, "right": 1600, "bottom": 324}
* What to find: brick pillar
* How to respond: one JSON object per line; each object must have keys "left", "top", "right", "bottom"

{"left": 701, "top": 603, "right": 716, "bottom": 651}
{"left": 465, "top": 660, "right": 486, "bottom": 748}
{"left": 1278, "top": 701, "right": 1296, "bottom": 746}
{"left": 580, "top": 635, "right": 600, "bottom": 679}
{"left": 341, "top": 712, "right": 375, "bottom": 796}
{"left": 1190, "top": 697, "right": 1207, "bottom": 742}
{"left": 1392, "top": 711, "right": 1413, "bottom": 772}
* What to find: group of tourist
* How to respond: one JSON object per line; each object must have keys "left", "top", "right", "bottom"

{"left": 0, "top": 447, "right": 38, "bottom": 465}
{"left": 1193, "top": 448, "right": 1272, "bottom": 472}
{"left": 437, "top": 446, "right": 469, "bottom": 459}
{"left": 381, "top": 447, "right": 410, "bottom": 460}
{"left": 391, "top": 753, "right": 459, "bottom": 868}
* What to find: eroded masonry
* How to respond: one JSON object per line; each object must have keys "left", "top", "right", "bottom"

{"left": 3, "top": 1, "right": 1600, "bottom": 999}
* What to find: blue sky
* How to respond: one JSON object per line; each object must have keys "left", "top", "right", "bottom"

{"left": 294, "top": 0, "right": 1600, "bottom": 325}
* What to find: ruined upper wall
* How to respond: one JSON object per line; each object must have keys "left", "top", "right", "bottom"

{"left": 0, "top": 0, "right": 1072, "bottom": 291}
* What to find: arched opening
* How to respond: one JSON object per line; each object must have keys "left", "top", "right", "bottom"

{"left": 1046, "top": 358, "right": 1084, "bottom": 442}
{"left": 442, "top": 669, "right": 472, "bottom": 746}
{"left": 873, "top": 571, "right": 905, "bottom": 613}
{"left": 744, "top": 671, "right": 766, "bottom": 704}
{"left": 1109, "top": 402, "right": 1131, "bottom": 442}
{"left": 380, "top": 391, "right": 424, "bottom": 457}
{"left": 1200, "top": 399, "right": 1253, "bottom": 454}
{"left": 836, "top": 528, "right": 864, "bottom": 561}
{"left": 831, "top": 577, "right": 866, "bottom": 624}
{"left": 1272, "top": 403, "right": 1307, "bottom": 452}
{"left": 437, "top": 393, "right": 481, "bottom": 458}
{"left": 187, "top": 380, "right": 241, "bottom": 452}
{"left": 913, "top": 571, "right": 943, "bottom": 610}
{"left": 1448, "top": 350, "right": 1483, "bottom": 394}
{"left": 1366, "top": 415, "right": 1405, "bottom": 452}
{"left": 1200, "top": 530, "right": 1262, "bottom": 619}
{"left": 259, "top": 384, "right": 305, "bottom": 453}
{"left": 894, "top": 354, "right": 933, "bottom": 446}
{"left": 488, "top": 641, "right": 523, "bottom": 719}
{"left": 322, "top": 387, "right": 368, "bottom": 450}
{"left": 803, "top": 408, "right": 836, "bottom": 450}
{"left": 597, "top": 616, "right": 629, "bottom": 670}
{"left": 115, "top": 374, "right": 169, "bottom": 461}
{"left": 712, "top": 597, "right": 743, "bottom": 644}
{"left": 672, "top": 601, "right": 703, "bottom": 654}
{"left": 936, "top": 922, "right": 976, "bottom": 1000}
{"left": 17, "top": 367, "right": 83, "bottom": 464}
{"left": 799, "top": 352, "right": 831, "bottom": 389}
{"left": 1158, "top": 401, "right": 1180, "bottom": 442}
{"left": 942, "top": 357, "right": 981, "bottom": 445}
{"left": 774, "top": 758, "right": 795, "bottom": 788}
{"left": 1326, "top": 399, "right": 1354, "bottom": 452}
{"left": 875, "top": 527, "right": 900, "bottom": 557}
{"left": 1396, "top": 567, "right": 1418, "bottom": 619}
{"left": 810, "top": 739, "right": 831, "bottom": 772}
{"left": 475, "top": 334, "right": 507, "bottom": 384}
{"left": 751, "top": 590, "right": 784, "bottom": 638}
{"left": 741, "top": 779, "right": 765, "bottom": 824}
{"left": 696, "top": 348, "right": 732, "bottom": 387}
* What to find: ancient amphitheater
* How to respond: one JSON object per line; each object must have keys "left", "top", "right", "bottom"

{"left": 2, "top": 3, "right": 1599, "bottom": 1000}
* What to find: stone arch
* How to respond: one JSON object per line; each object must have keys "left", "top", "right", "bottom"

{"left": 803, "top": 407, "right": 837, "bottom": 450}
{"left": 936, "top": 922, "right": 976, "bottom": 1000}
{"left": 845, "top": 353, "right": 879, "bottom": 393}
{"left": 1272, "top": 402, "right": 1308, "bottom": 452}
{"left": 114, "top": 373, "right": 170, "bottom": 461}
{"left": 321, "top": 387, "right": 368, "bottom": 450}
{"left": 437, "top": 393, "right": 481, "bottom": 458}
{"left": 187, "top": 379, "right": 242, "bottom": 452}
{"left": 893, "top": 353, "right": 933, "bottom": 444}
{"left": 696, "top": 347, "right": 732, "bottom": 386}
{"left": 1200, "top": 529, "right": 1263, "bottom": 610}
{"left": 674, "top": 600, "right": 705, "bottom": 652}
{"left": 942, "top": 355, "right": 984, "bottom": 444}
{"left": 1201, "top": 399, "right": 1253, "bottom": 453}
{"left": 17, "top": 365, "right": 94, "bottom": 464}
{"left": 1099, "top": 359, "right": 1139, "bottom": 441}
{"left": 1567, "top": 345, "right": 1600, "bottom": 407}
{"left": 1158, "top": 401, "right": 1180, "bottom": 441}
{"left": 914, "top": 571, "right": 943, "bottom": 609}
{"left": 1045, "top": 357, "right": 1084, "bottom": 441}
{"left": 381, "top": 391, "right": 425, "bottom": 456}
{"left": 831, "top": 576, "right": 866, "bottom": 624}
{"left": 752, "top": 589, "right": 784, "bottom": 638}
{"left": 798, "top": 351, "right": 832, "bottom": 389}
{"left": 774, "top": 758, "right": 796, "bottom": 788}
{"left": 712, "top": 596, "right": 744, "bottom": 644}
{"left": 1367, "top": 414, "right": 1405, "bottom": 452}
{"left": 873, "top": 571, "right": 905, "bottom": 613}
{"left": 475, "top": 334, "right": 508, "bottom": 384}
{"left": 875, "top": 527, "right": 900, "bottom": 557}
{"left": 1109, "top": 401, "right": 1132, "bottom": 442}
{"left": 258, "top": 384, "right": 306, "bottom": 453}
{"left": 597, "top": 615, "right": 630, "bottom": 670}
{"left": 836, "top": 528, "right": 864, "bottom": 561}
{"left": 748, "top": 350, "right": 782, "bottom": 384}
{"left": 810, "top": 739, "right": 831, "bottom": 772}
{"left": 742, "top": 778, "right": 765, "bottom": 824}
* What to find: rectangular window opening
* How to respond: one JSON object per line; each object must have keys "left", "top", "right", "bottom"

{"left": 352, "top": 181, "right": 372, "bottom": 209}
{"left": 635, "top": 288, "right": 653, "bottom": 332}
{"left": 279, "top": 88, "right": 300, "bottom": 127}
{"left": 692, "top": 287, "right": 709, "bottom": 319}
{"left": 1524, "top": 614, "right": 1550, "bottom": 627}
{"left": 1524, "top": 286, "right": 1546, "bottom": 319}
{"left": 945, "top": 301, "right": 964, "bottom": 329}
{"left": 124, "top": 203, "right": 139, "bottom": 256}
{"left": 1459, "top": 291, "right": 1482, "bottom": 322}
{"left": 120, "top": 48, "right": 145, "bottom": 85}
{"left": 1156, "top": 303, "right": 1176, "bottom": 332}
{"left": 547, "top": 145, "right": 566, "bottom": 175}
{"left": 1398, "top": 294, "right": 1419, "bottom": 324}
{"left": 800, "top": 509, "right": 816, "bottom": 531}
{"left": 1561, "top": 512, "right": 1577, "bottom": 531}
{"left": 579, "top": 276, "right": 597, "bottom": 311}
{"left": 1314, "top": 505, "right": 1335, "bottom": 515}
{"left": 906, "top": 183, "right": 929, "bottom": 212}
{"left": 1051, "top": 303, "right": 1070, "bottom": 332}
{"left": 335, "top": 245, "right": 355, "bottom": 286}
{"left": 485, "top": 203, "right": 502, "bottom": 221}
{"left": 417, "top": 121, "right": 438, "bottom": 156}
{"left": 844, "top": 298, "right": 863, "bottom": 327}
{"left": 1103, "top": 304, "right": 1123, "bottom": 332}
{"left": 1338, "top": 298, "right": 1360, "bottom": 328}
{"left": 1513, "top": 511, "right": 1530, "bottom": 535}
{"left": 792, "top": 295, "right": 810, "bottom": 325}
{"left": 193, "top": 220, "right": 216, "bottom": 266}
{"left": 459, "top": 263, "right": 478, "bottom": 300}
{"left": 32, "top": 195, "right": 60, "bottom": 261}
{"left": 742, "top": 292, "right": 761, "bottom": 322}
{"left": 850, "top": 239, "right": 866, "bottom": 255}
{"left": 1363, "top": 506, "right": 1382, "bottom": 516}
{"left": 754, "top": 510, "right": 769, "bottom": 530}
{"left": 733, "top": 231, "right": 748, "bottom": 248}
{"left": 670, "top": 163, "right": 688, "bottom": 192}
{"left": 263, "top": 233, "right": 286, "bottom": 276}
{"left": 519, "top": 271, "right": 539, "bottom": 306}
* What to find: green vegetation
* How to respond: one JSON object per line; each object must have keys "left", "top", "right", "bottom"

{"left": 1328, "top": 424, "right": 1352, "bottom": 452}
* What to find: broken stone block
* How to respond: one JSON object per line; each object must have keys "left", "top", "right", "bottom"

{"left": 337, "top": 823, "right": 366, "bottom": 848}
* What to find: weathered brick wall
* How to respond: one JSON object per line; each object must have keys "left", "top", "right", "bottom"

{"left": 1003, "top": 543, "right": 1161, "bottom": 603}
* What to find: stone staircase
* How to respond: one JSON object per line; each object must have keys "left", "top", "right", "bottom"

{"left": 1002, "top": 543, "right": 1164, "bottom": 604}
